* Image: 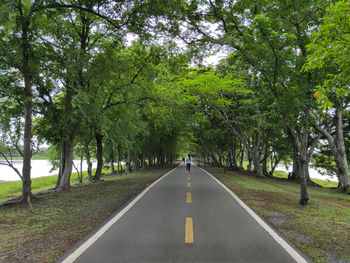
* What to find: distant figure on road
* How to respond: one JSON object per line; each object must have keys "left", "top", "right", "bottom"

{"left": 185, "top": 154, "right": 191, "bottom": 175}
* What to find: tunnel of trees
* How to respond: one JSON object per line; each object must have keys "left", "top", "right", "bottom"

{"left": 0, "top": 0, "right": 349, "bottom": 206}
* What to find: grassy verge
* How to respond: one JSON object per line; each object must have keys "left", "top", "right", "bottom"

{"left": 0, "top": 164, "right": 176, "bottom": 263}
{"left": 203, "top": 166, "right": 350, "bottom": 263}
{"left": 0, "top": 165, "right": 125, "bottom": 202}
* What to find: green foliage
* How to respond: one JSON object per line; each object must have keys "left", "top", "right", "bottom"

{"left": 304, "top": 1, "right": 350, "bottom": 108}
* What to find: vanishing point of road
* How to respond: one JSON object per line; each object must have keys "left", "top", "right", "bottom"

{"left": 58, "top": 164, "right": 309, "bottom": 263}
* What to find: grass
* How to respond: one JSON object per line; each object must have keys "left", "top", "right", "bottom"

{"left": 0, "top": 164, "right": 176, "bottom": 263}
{"left": 0, "top": 165, "right": 125, "bottom": 202}
{"left": 204, "top": 166, "right": 350, "bottom": 263}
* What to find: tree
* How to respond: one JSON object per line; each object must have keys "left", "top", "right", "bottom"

{"left": 183, "top": 0, "right": 330, "bottom": 205}
{"left": 0, "top": 0, "right": 48, "bottom": 202}
{"left": 304, "top": 0, "right": 350, "bottom": 192}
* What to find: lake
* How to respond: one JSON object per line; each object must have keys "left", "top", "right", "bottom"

{"left": 276, "top": 165, "right": 338, "bottom": 182}
{"left": 0, "top": 159, "right": 338, "bottom": 183}
{"left": 0, "top": 159, "right": 97, "bottom": 182}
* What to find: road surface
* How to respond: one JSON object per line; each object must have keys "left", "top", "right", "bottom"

{"left": 58, "top": 164, "right": 308, "bottom": 263}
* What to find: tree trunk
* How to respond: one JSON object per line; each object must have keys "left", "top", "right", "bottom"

{"left": 218, "top": 151, "right": 222, "bottom": 167}
{"left": 261, "top": 147, "right": 269, "bottom": 176}
{"left": 93, "top": 132, "right": 103, "bottom": 181}
{"left": 125, "top": 151, "right": 130, "bottom": 174}
{"left": 117, "top": 145, "right": 121, "bottom": 175}
{"left": 141, "top": 155, "right": 145, "bottom": 171}
{"left": 110, "top": 147, "right": 115, "bottom": 175}
{"left": 59, "top": 138, "right": 75, "bottom": 190}
{"left": 231, "top": 146, "right": 238, "bottom": 169}
{"left": 247, "top": 151, "right": 252, "bottom": 171}
{"left": 289, "top": 148, "right": 300, "bottom": 181}
{"left": 252, "top": 152, "right": 265, "bottom": 177}
{"left": 239, "top": 145, "right": 244, "bottom": 170}
{"left": 79, "top": 155, "right": 83, "bottom": 183}
{"left": 334, "top": 107, "right": 350, "bottom": 191}
{"left": 56, "top": 142, "right": 66, "bottom": 188}
{"left": 86, "top": 147, "right": 93, "bottom": 182}
{"left": 298, "top": 156, "right": 309, "bottom": 206}
{"left": 133, "top": 150, "right": 138, "bottom": 171}
{"left": 21, "top": 19, "right": 34, "bottom": 202}
{"left": 315, "top": 107, "right": 350, "bottom": 192}
{"left": 270, "top": 152, "right": 282, "bottom": 175}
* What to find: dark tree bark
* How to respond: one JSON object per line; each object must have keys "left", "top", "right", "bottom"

{"left": 59, "top": 137, "right": 75, "bottom": 189}
{"left": 125, "top": 151, "right": 130, "bottom": 174}
{"left": 110, "top": 146, "right": 115, "bottom": 175}
{"left": 93, "top": 132, "right": 103, "bottom": 181}
{"left": 17, "top": 4, "right": 35, "bottom": 203}
{"left": 231, "top": 146, "right": 239, "bottom": 169}
{"left": 133, "top": 149, "right": 138, "bottom": 171}
{"left": 86, "top": 146, "right": 93, "bottom": 182}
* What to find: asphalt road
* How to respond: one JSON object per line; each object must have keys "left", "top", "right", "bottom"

{"left": 58, "top": 164, "right": 307, "bottom": 263}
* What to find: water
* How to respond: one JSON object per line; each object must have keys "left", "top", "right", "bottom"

{"left": 0, "top": 159, "right": 97, "bottom": 182}
{"left": 276, "top": 165, "right": 338, "bottom": 182}
{"left": 0, "top": 159, "right": 337, "bottom": 183}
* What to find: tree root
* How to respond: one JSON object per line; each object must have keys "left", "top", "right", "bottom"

{"left": 0, "top": 188, "right": 59, "bottom": 207}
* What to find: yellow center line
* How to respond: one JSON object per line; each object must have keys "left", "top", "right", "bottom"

{"left": 187, "top": 182, "right": 191, "bottom": 188}
{"left": 185, "top": 217, "right": 194, "bottom": 244}
{"left": 186, "top": 192, "right": 192, "bottom": 203}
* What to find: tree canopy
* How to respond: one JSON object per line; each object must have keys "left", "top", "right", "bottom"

{"left": 0, "top": 0, "right": 349, "bottom": 206}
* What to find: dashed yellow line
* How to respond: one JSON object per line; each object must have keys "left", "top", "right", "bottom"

{"left": 185, "top": 217, "right": 194, "bottom": 243}
{"left": 187, "top": 182, "right": 191, "bottom": 188}
{"left": 186, "top": 192, "right": 192, "bottom": 203}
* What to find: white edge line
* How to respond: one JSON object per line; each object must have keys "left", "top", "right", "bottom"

{"left": 199, "top": 167, "right": 308, "bottom": 263}
{"left": 61, "top": 165, "right": 180, "bottom": 263}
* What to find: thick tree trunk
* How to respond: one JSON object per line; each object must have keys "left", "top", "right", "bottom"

{"left": 334, "top": 108, "right": 350, "bottom": 191}
{"left": 93, "top": 132, "right": 103, "bottom": 181}
{"left": 315, "top": 107, "right": 350, "bottom": 192}
{"left": 298, "top": 157, "right": 309, "bottom": 206}
{"left": 289, "top": 148, "right": 300, "bottom": 181}
{"left": 59, "top": 138, "right": 75, "bottom": 190}
{"left": 86, "top": 148, "right": 93, "bottom": 182}
{"left": 56, "top": 142, "right": 66, "bottom": 188}
{"left": 288, "top": 122, "right": 320, "bottom": 206}
{"left": 261, "top": 146, "right": 269, "bottom": 176}
{"left": 252, "top": 152, "right": 265, "bottom": 177}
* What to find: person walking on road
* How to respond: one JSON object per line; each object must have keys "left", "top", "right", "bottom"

{"left": 185, "top": 154, "right": 191, "bottom": 175}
